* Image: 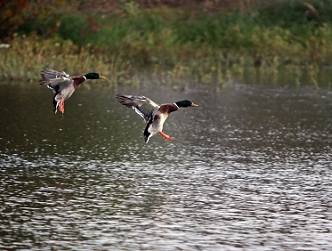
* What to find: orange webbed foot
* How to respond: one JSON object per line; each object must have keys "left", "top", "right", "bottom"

{"left": 159, "top": 131, "right": 173, "bottom": 141}
{"left": 59, "top": 98, "right": 65, "bottom": 114}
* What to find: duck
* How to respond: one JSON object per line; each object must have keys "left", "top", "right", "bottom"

{"left": 116, "top": 94, "right": 198, "bottom": 143}
{"left": 40, "top": 68, "right": 105, "bottom": 114}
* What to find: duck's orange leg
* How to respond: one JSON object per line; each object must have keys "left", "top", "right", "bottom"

{"left": 159, "top": 131, "right": 173, "bottom": 141}
{"left": 58, "top": 98, "right": 65, "bottom": 114}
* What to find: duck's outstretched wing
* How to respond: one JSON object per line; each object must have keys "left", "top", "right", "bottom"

{"left": 116, "top": 94, "right": 159, "bottom": 122}
{"left": 40, "top": 68, "right": 71, "bottom": 89}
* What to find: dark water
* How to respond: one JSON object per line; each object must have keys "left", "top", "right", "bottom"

{"left": 1, "top": 80, "right": 332, "bottom": 250}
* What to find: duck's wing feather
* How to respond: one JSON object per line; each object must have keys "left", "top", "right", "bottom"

{"left": 40, "top": 68, "right": 71, "bottom": 89}
{"left": 116, "top": 94, "right": 158, "bottom": 122}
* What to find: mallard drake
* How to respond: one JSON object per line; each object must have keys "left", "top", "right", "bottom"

{"left": 40, "top": 68, "right": 105, "bottom": 114}
{"left": 116, "top": 94, "right": 199, "bottom": 143}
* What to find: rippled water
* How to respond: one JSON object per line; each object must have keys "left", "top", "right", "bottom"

{"left": 1, "top": 80, "right": 332, "bottom": 250}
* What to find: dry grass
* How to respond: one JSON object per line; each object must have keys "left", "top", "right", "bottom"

{"left": 1, "top": 0, "right": 332, "bottom": 87}
{"left": 0, "top": 35, "right": 132, "bottom": 84}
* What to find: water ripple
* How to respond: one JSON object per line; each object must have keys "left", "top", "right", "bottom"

{"left": 1, "top": 84, "right": 332, "bottom": 250}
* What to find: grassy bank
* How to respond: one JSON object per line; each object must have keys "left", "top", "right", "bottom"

{"left": 1, "top": 0, "right": 332, "bottom": 86}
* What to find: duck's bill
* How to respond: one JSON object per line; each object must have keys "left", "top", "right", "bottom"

{"left": 99, "top": 75, "right": 106, "bottom": 79}
{"left": 191, "top": 103, "right": 199, "bottom": 107}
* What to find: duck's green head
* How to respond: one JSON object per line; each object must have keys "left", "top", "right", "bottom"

{"left": 84, "top": 72, "right": 105, "bottom": 80}
{"left": 175, "top": 100, "right": 199, "bottom": 108}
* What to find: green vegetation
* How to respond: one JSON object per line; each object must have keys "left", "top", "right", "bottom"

{"left": 1, "top": 0, "right": 332, "bottom": 86}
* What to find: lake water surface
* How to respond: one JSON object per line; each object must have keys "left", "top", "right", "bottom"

{"left": 0, "top": 78, "right": 332, "bottom": 250}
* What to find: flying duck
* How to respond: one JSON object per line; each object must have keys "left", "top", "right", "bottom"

{"left": 40, "top": 68, "right": 105, "bottom": 114}
{"left": 116, "top": 94, "right": 198, "bottom": 143}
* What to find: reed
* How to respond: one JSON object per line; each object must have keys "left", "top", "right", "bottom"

{"left": 0, "top": 35, "right": 133, "bottom": 84}
{"left": 2, "top": 0, "right": 332, "bottom": 86}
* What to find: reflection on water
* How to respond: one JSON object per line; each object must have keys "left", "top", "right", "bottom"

{"left": 0, "top": 80, "right": 332, "bottom": 250}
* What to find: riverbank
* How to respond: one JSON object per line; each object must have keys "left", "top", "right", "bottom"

{"left": 1, "top": 0, "right": 332, "bottom": 86}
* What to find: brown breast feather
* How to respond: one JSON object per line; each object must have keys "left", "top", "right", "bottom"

{"left": 72, "top": 76, "right": 86, "bottom": 88}
{"left": 158, "top": 103, "right": 178, "bottom": 114}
